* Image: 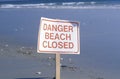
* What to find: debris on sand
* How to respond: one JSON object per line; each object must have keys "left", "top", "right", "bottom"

{"left": 35, "top": 71, "right": 42, "bottom": 75}
{"left": 48, "top": 56, "right": 55, "bottom": 61}
{"left": 17, "top": 46, "right": 34, "bottom": 55}
{"left": 60, "top": 57, "right": 64, "bottom": 61}
{"left": 61, "top": 65, "right": 77, "bottom": 71}
{"left": 5, "top": 44, "right": 9, "bottom": 47}
{"left": 0, "top": 49, "right": 4, "bottom": 52}
{"left": 53, "top": 77, "right": 56, "bottom": 79}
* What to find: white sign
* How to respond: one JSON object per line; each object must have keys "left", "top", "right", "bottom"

{"left": 37, "top": 17, "right": 80, "bottom": 54}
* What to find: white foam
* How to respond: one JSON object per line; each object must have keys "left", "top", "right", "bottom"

{"left": 47, "top": 3, "right": 56, "bottom": 6}
{"left": 76, "top": 2, "right": 85, "bottom": 5}
{"left": 90, "top": 1, "right": 96, "bottom": 5}
{"left": 62, "top": 2, "right": 76, "bottom": 6}
{"left": 0, "top": 2, "right": 120, "bottom": 9}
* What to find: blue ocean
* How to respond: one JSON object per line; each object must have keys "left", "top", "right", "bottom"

{"left": 0, "top": 0, "right": 120, "bottom": 8}
{"left": 0, "top": 0, "right": 120, "bottom": 79}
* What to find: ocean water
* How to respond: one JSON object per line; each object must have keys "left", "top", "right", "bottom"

{"left": 0, "top": 0, "right": 120, "bottom": 9}
{"left": 0, "top": 0, "right": 120, "bottom": 79}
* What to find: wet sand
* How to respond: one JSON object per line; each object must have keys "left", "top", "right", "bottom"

{"left": 0, "top": 8, "right": 120, "bottom": 79}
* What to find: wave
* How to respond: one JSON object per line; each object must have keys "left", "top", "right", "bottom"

{"left": 0, "top": 2, "right": 120, "bottom": 9}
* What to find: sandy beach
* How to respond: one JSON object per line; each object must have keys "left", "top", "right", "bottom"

{"left": 0, "top": 8, "right": 120, "bottom": 79}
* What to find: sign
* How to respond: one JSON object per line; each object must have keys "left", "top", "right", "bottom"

{"left": 37, "top": 17, "right": 80, "bottom": 54}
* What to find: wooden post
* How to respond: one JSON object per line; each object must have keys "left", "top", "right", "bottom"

{"left": 56, "top": 53, "right": 61, "bottom": 79}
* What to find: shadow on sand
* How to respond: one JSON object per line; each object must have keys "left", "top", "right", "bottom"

{"left": 16, "top": 77, "right": 54, "bottom": 79}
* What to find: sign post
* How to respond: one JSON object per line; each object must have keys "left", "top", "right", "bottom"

{"left": 37, "top": 17, "right": 80, "bottom": 79}
{"left": 56, "top": 54, "right": 60, "bottom": 79}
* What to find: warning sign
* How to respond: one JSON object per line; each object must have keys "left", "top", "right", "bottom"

{"left": 37, "top": 17, "right": 80, "bottom": 54}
